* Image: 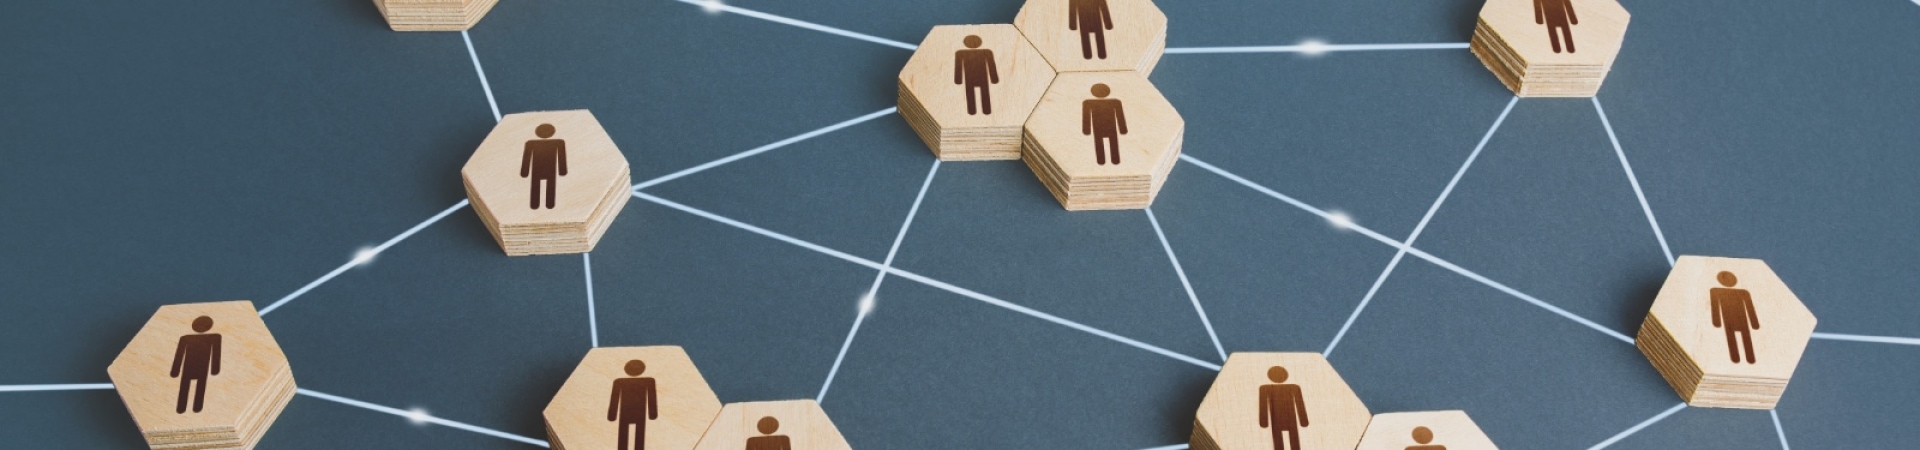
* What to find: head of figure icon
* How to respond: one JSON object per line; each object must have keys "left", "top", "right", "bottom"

{"left": 1266, "top": 366, "right": 1288, "bottom": 383}
{"left": 191, "top": 316, "right": 214, "bottom": 333}
{"left": 535, "top": 123, "right": 556, "bottom": 139}
{"left": 963, "top": 35, "right": 982, "bottom": 49}
{"left": 624, "top": 359, "right": 646, "bottom": 377}
{"left": 757, "top": 416, "right": 780, "bottom": 435}
{"left": 1090, "top": 83, "right": 1111, "bottom": 98}
{"left": 1718, "top": 271, "right": 1738, "bottom": 287}
{"left": 1412, "top": 426, "right": 1434, "bottom": 444}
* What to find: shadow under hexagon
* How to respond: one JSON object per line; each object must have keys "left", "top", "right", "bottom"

{"left": 1330, "top": 258, "right": 1676, "bottom": 449}
{"left": 585, "top": 199, "right": 879, "bottom": 403}
{"left": 821, "top": 279, "right": 1218, "bottom": 448}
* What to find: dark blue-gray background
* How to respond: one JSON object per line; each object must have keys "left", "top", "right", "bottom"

{"left": 2, "top": 0, "right": 1916, "bottom": 448}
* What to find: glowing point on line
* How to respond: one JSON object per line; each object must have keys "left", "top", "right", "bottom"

{"left": 1326, "top": 210, "right": 1354, "bottom": 230}
{"left": 700, "top": 0, "right": 725, "bottom": 14}
{"left": 1298, "top": 39, "right": 1329, "bottom": 57}
{"left": 352, "top": 247, "right": 380, "bottom": 267}
{"left": 857, "top": 293, "right": 876, "bottom": 315}
{"left": 405, "top": 407, "right": 431, "bottom": 425}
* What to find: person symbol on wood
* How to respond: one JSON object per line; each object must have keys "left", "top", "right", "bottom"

{"left": 169, "top": 316, "right": 222, "bottom": 414}
{"left": 1082, "top": 83, "right": 1127, "bottom": 166}
{"left": 954, "top": 35, "right": 1000, "bottom": 116}
{"left": 1258, "top": 365, "right": 1309, "bottom": 450}
{"left": 744, "top": 416, "right": 791, "bottom": 450}
{"left": 1534, "top": 0, "right": 1578, "bottom": 53}
{"left": 521, "top": 123, "right": 568, "bottom": 210}
{"left": 1405, "top": 426, "right": 1446, "bottom": 450}
{"left": 1067, "top": 0, "right": 1114, "bottom": 59}
{"left": 1711, "top": 271, "right": 1761, "bottom": 364}
{"left": 608, "top": 360, "right": 659, "bottom": 450}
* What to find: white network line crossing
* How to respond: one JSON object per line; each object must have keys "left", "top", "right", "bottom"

{"left": 1324, "top": 96, "right": 1518, "bottom": 357}
{"left": 819, "top": 160, "right": 940, "bottom": 403}
{"left": 1587, "top": 402, "right": 1687, "bottom": 450}
{"left": 1144, "top": 208, "right": 1227, "bottom": 363}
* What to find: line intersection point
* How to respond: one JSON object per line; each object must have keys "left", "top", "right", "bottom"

{"left": 1587, "top": 402, "right": 1687, "bottom": 450}
{"left": 819, "top": 160, "right": 940, "bottom": 403}
{"left": 1144, "top": 208, "right": 1227, "bottom": 362}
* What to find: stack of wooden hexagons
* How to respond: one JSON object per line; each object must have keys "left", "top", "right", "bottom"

{"left": 373, "top": 0, "right": 498, "bottom": 32}
{"left": 109, "top": 301, "right": 296, "bottom": 450}
{"left": 1470, "top": 0, "right": 1630, "bottom": 97}
{"left": 897, "top": 0, "right": 1181, "bottom": 210}
{"left": 462, "top": 110, "right": 632, "bottom": 256}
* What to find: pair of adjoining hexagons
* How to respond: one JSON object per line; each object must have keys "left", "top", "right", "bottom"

{"left": 1193, "top": 353, "right": 1500, "bottom": 450}
{"left": 373, "top": 0, "right": 499, "bottom": 32}
{"left": 898, "top": 0, "right": 1181, "bottom": 210}
{"left": 543, "top": 346, "right": 852, "bottom": 450}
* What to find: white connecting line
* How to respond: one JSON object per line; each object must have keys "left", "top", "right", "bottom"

{"left": 1587, "top": 402, "right": 1687, "bottom": 449}
{"left": 461, "top": 31, "right": 502, "bottom": 122}
{"left": 1144, "top": 208, "right": 1227, "bottom": 363}
{"left": 584, "top": 253, "right": 600, "bottom": 348}
{"left": 1324, "top": 96, "right": 1518, "bottom": 357}
{"left": 818, "top": 161, "right": 941, "bottom": 403}
{"left": 1165, "top": 42, "right": 1468, "bottom": 54}
{"left": 1809, "top": 332, "right": 1920, "bottom": 346}
{"left": 632, "top": 107, "right": 898, "bottom": 192}
{"left": 0, "top": 383, "right": 114, "bottom": 393}
{"left": 672, "top": 0, "right": 916, "bottom": 50}
{"left": 258, "top": 200, "right": 471, "bottom": 316}
{"left": 631, "top": 191, "right": 1222, "bottom": 371}
{"left": 1772, "top": 409, "right": 1792, "bottom": 450}
{"left": 1180, "top": 154, "right": 1636, "bottom": 344}
{"left": 1593, "top": 98, "right": 1673, "bottom": 266}
{"left": 297, "top": 388, "right": 549, "bottom": 447}
{"left": 1138, "top": 444, "right": 1190, "bottom": 450}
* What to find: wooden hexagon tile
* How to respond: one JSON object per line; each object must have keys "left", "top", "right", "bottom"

{"left": 1356, "top": 411, "right": 1498, "bottom": 450}
{"left": 462, "top": 110, "right": 632, "bottom": 256}
{"left": 692, "top": 400, "right": 851, "bottom": 450}
{"left": 1637, "top": 255, "right": 1816, "bottom": 409}
{"left": 373, "top": 0, "right": 499, "bottom": 32}
{"left": 545, "top": 346, "right": 722, "bottom": 450}
{"left": 1022, "top": 71, "right": 1183, "bottom": 210}
{"left": 1193, "top": 353, "right": 1371, "bottom": 450}
{"left": 1470, "top": 0, "right": 1630, "bottom": 96}
{"left": 898, "top": 24, "right": 1058, "bottom": 161}
{"left": 1014, "top": 0, "right": 1168, "bottom": 74}
{"left": 108, "top": 301, "right": 296, "bottom": 450}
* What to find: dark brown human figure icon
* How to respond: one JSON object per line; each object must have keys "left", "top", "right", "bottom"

{"left": 953, "top": 35, "right": 1001, "bottom": 116}
{"left": 1257, "top": 365, "right": 1309, "bottom": 450}
{"left": 1067, "top": 0, "right": 1114, "bottom": 60}
{"left": 1534, "top": 0, "right": 1578, "bottom": 53}
{"left": 744, "top": 416, "right": 792, "bottom": 450}
{"left": 1405, "top": 426, "right": 1446, "bottom": 450}
{"left": 608, "top": 359, "right": 659, "bottom": 450}
{"left": 521, "top": 123, "right": 569, "bottom": 210}
{"left": 1711, "top": 271, "right": 1761, "bottom": 364}
{"left": 169, "top": 316, "right": 222, "bottom": 414}
{"left": 1081, "top": 83, "right": 1127, "bottom": 166}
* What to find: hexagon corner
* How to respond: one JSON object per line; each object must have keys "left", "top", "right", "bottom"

{"left": 1636, "top": 255, "right": 1816, "bottom": 409}
{"left": 1357, "top": 410, "right": 1499, "bottom": 450}
{"left": 461, "top": 109, "right": 632, "bottom": 256}
{"left": 373, "top": 0, "right": 500, "bottom": 32}
{"left": 544, "top": 346, "right": 722, "bottom": 450}
{"left": 1469, "top": 0, "right": 1630, "bottom": 97}
{"left": 1013, "top": 0, "right": 1168, "bottom": 74}
{"left": 1021, "top": 71, "right": 1182, "bottom": 210}
{"left": 106, "top": 300, "right": 296, "bottom": 450}
{"left": 898, "top": 24, "right": 1059, "bottom": 161}
{"left": 1193, "top": 352, "right": 1371, "bottom": 450}
{"left": 692, "top": 400, "right": 850, "bottom": 450}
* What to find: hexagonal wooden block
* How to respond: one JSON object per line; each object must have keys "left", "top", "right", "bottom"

{"left": 1636, "top": 255, "right": 1816, "bottom": 409}
{"left": 545, "top": 346, "right": 722, "bottom": 450}
{"left": 373, "top": 0, "right": 499, "bottom": 32}
{"left": 462, "top": 110, "right": 632, "bottom": 256}
{"left": 1021, "top": 71, "right": 1182, "bottom": 210}
{"left": 898, "top": 24, "right": 1059, "bottom": 161}
{"left": 1014, "top": 0, "right": 1168, "bottom": 74}
{"left": 1356, "top": 411, "right": 1498, "bottom": 450}
{"left": 1469, "top": 0, "right": 1629, "bottom": 97}
{"left": 108, "top": 301, "right": 296, "bottom": 450}
{"left": 1193, "top": 353, "right": 1371, "bottom": 450}
{"left": 692, "top": 400, "right": 851, "bottom": 450}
